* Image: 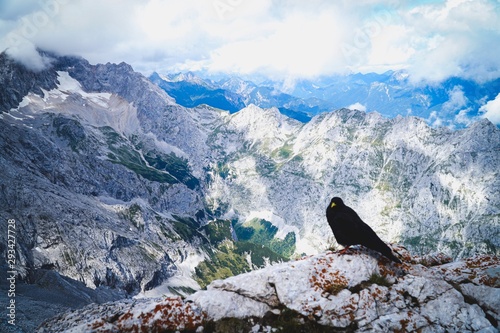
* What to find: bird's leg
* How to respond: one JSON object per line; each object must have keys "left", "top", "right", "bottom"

{"left": 338, "top": 246, "right": 350, "bottom": 255}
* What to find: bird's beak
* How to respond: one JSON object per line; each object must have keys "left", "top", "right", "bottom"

{"left": 330, "top": 202, "right": 336, "bottom": 208}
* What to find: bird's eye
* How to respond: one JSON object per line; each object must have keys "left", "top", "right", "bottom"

{"left": 330, "top": 202, "right": 336, "bottom": 208}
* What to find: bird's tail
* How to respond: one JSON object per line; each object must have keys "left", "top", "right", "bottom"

{"left": 380, "top": 245, "right": 401, "bottom": 264}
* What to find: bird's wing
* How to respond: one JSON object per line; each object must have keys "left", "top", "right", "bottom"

{"left": 331, "top": 211, "right": 360, "bottom": 246}
{"left": 342, "top": 207, "right": 387, "bottom": 247}
{"left": 356, "top": 218, "right": 401, "bottom": 263}
{"left": 356, "top": 219, "right": 383, "bottom": 244}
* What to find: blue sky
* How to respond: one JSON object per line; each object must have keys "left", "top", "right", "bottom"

{"left": 0, "top": 0, "right": 499, "bottom": 124}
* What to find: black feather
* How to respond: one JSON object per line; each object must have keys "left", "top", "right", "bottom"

{"left": 326, "top": 197, "right": 401, "bottom": 263}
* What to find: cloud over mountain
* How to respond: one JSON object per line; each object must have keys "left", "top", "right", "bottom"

{"left": 1, "top": 0, "right": 499, "bottom": 84}
{"left": 480, "top": 92, "right": 500, "bottom": 124}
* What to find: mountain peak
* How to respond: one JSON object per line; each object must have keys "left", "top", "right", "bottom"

{"left": 228, "top": 104, "right": 302, "bottom": 144}
{"left": 0, "top": 50, "right": 59, "bottom": 111}
{"left": 160, "top": 71, "right": 210, "bottom": 86}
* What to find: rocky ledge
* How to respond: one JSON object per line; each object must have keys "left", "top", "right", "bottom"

{"left": 38, "top": 246, "right": 499, "bottom": 332}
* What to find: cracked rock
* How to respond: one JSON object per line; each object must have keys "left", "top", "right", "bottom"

{"left": 37, "top": 249, "right": 500, "bottom": 332}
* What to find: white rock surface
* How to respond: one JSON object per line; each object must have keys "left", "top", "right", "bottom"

{"left": 37, "top": 248, "right": 500, "bottom": 332}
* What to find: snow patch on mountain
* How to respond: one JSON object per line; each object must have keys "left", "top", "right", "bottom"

{"left": 14, "top": 71, "right": 142, "bottom": 135}
{"left": 49, "top": 71, "right": 112, "bottom": 106}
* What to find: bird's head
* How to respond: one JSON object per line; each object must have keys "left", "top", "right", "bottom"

{"left": 329, "top": 197, "right": 344, "bottom": 209}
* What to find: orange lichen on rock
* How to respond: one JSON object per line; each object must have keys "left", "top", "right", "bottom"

{"left": 108, "top": 296, "right": 206, "bottom": 332}
{"left": 440, "top": 255, "right": 500, "bottom": 288}
{"left": 309, "top": 256, "right": 348, "bottom": 296}
{"left": 412, "top": 252, "right": 453, "bottom": 267}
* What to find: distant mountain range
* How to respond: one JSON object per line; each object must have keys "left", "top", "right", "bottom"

{"left": 150, "top": 70, "right": 500, "bottom": 128}
{"left": 149, "top": 71, "right": 315, "bottom": 122}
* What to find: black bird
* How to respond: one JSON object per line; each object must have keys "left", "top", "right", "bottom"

{"left": 326, "top": 197, "right": 401, "bottom": 263}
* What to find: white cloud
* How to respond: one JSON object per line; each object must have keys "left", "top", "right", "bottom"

{"left": 5, "top": 41, "right": 53, "bottom": 71}
{"left": 403, "top": 0, "right": 500, "bottom": 83}
{"left": 455, "top": 108, "right": 476, "bottom": 127}
{"left": 206, "top": 9, "right": 348, "bottom": 78}
{"left": 347, "top": 103, "right": 367, "bottom": 112}
{"left": 0, "top": 0, "right": 499, "bottom": 84}
{"left": 442, "top": 85, "right": 469, "bottom": 113}
{"left": 479, "top": 93, "right": 500, "bottom": 125}
{"left": 428, "top": 110, "right": 445, "bottom": 128}
{"left": 365, "top": 24, "right": 415, "bottom": 73}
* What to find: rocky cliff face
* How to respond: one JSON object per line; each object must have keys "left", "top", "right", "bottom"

{"left": 205, "top": 105, "right": 500, "bottom": 258}
{"left": 37, "top": 247, "right": 500, "bottom": 332}
{"left": 0, "top": 52, "right": 214, "bottom": 298}
{"left": 0, "top": 51, "right": 59, "bottom": 111}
